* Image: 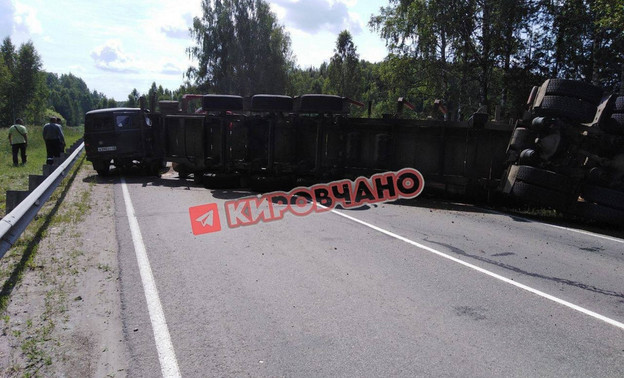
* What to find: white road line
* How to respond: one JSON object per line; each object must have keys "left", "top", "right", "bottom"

{"left": 121, "top": 178, "right": 182, "bottom": 378}
{"left": 479, "top": 207, "right": 624, "bottom": 244}
{"left": 329, "top": 208, "right": 624, "bottom": 331}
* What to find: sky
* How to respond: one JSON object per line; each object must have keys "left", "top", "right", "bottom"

{"left": 2, "top": 0, "right": 390, "bottom": 100}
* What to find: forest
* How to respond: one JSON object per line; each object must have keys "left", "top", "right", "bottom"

{"left": 1, "top": 0, "right": 622, "bottom": 126}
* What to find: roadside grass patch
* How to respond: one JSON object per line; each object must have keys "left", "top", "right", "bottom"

{"left": 0, "top": 125, "right": 83, "bottom": 218}
{"left": 0, "top": 154, "right": 92, "bottom": 376}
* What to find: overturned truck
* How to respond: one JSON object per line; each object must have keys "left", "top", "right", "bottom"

{"left": 501, "top": 79, "right": 624, "bottom": 224}
{"left": 84, "top": 79, "right": 624, "bottom": 224}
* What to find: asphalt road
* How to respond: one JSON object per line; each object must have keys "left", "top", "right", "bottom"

{"left": 112, "top": 169, "right": 624, "bottom": 377}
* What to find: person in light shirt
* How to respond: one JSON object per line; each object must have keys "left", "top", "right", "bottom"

{"left": 8, "top": 118, "right": 28, "bottom": 166}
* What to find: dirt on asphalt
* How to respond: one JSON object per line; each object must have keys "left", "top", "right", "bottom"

{"left": 0, "top": 159, "right": 128, "bottom": 377}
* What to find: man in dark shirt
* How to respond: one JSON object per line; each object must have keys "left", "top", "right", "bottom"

{"left": 43, "top": 117, "right": 66, "bottom": 160}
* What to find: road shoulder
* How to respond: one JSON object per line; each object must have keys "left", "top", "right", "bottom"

{"left": 0, "top": 160, "right": 127, "bottom": 377}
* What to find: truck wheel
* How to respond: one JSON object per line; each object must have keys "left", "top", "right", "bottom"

{"left": 202, "top": 95, "right": 244, "bottom": 112}
{"left": 611, "top": 113, "right": 624, "bottom": 127}
{"left": 194, "top": 172, "right": 204, "bottom": 185}
{"left": 614, "top": 96, "right": 624, "bottom": 112}
{"left": 202, "top": 173, "right": 241, "bottom": 189}
{"left": 567, "top": 201, "right": 624, "bottom": 225}
{"left": 508, "top": 128, "right": 536, "bottom": 152}
{"left": 295, "top": 94, "right": 345, "bottom": 113}
{"left": 251, "top": 95, "right": 294, "bottom": 112}
{"left": 600, "top": 117, "right": 624, "bottom": 135}
{"left": 93, "top": 160, "right": 110, "bottom": 176}
{"left": 536, "top": 96, "right": 597, "bottom": 124}
{"left": 543, "top": 79, "right": 603, "bottom": 106}
{"left": 249, "top": 175, "right": 294, "bottom": 193}
{"left": 510, "top": 181, "right": 573, "bottom": 210}
{"left": 514, "top": 165, "right": 575, "bottom": 192}
{"left": 580, "top": 185, "right": 624, "bottom": 211}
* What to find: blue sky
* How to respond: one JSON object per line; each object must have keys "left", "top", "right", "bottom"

{"left": 2, "top": 0, "right": 390, "bottom": 100}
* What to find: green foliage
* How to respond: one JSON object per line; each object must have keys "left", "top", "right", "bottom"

{"left": 126, "top": 88, "right": 140, "bottom": 108}
{"left": 327, "top": 30, "right": 361, "bottom": 100}
{"left": 123, "top": 82, "right": 199, "bottom": 112}
{"left": 368, "top": 0, "right": 623, "bottom": 118}
{"left": 0, "top": 38, "right": 44, "bottom": 127}
{"left": 187, "top": 0, "right": 294, "bottom": 95}
{"left": 46, "top": 72, "right": 110, "bottom": 125}
{"left": 0, "top": 125, "right": 84, "bottom": 217}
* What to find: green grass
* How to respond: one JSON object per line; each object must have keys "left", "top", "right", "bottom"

{"left": 0, "top": 156, "right": 90, "bottom": 376}
{"left": 0, "top": 155, "right": 86, "bottom": 313}
{"left": 0, "top": 125, "right": 84, "bottom": 217}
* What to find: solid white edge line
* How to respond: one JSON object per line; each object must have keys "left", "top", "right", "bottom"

{"left": 478, "top": 207, "right": 624, "bottom": 244}
{"left": 121, "top": 178, "right": 182, "bottom": 378}
{"left": 328, "top": 208, "right": 624, "bottom": 331}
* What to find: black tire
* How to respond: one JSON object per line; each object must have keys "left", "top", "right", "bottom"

{"left": 535, "top": 96, "right": 597, "bottom": 123}
{"left": 510, "top": 181, "right": 574, "bottom": 210}
{"left": 172, "top": 162, "right": 191, "bottom": 179}
{"left": 202, "top": 95, "right": 244, "bottom": 112}
{"left": 193, "top": 172, "right": 204, "bottom": 185}
{"left": 295, "top": 94, "right": 345, "bottom": 113}
{"left": 202, "top": 173, "right": 241, "bottom": 189}
{"left": 508, "top": 128, "right": 536, "bottom": 152}
{"left": 599, "top": 117, "right": 624, "bottom": 135}
{"left": 611, "top": 113, "right": 624, "bottom": 127}
{"left": 93, "top": 160, "right": 110, "bottom": 176}
{"left": 249, "top": 175, "right": 294, "bottom": 193}
{"left": 251, "top": 95, "right": 293, "bottom": 112}
{"left": 614, "top": 96, "right": 624, "bottom": 112}
{"left": 514, "top": 165, "right": 576, "bottom": 192}
{"left": 581, "top": 185, "right": 624, "bottom": 211}
{"left": 567, "top": 202, "right": 624, "bottom": 225}
{"left": 543, "top": 79, "right": 603, "bottom": 106}
{"left": 147, "top": 161, "right": 162, "bottom": 177}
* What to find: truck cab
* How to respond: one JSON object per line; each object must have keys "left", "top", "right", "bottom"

{"left": 84, "top": 108, "right": 163, "bottom": 176}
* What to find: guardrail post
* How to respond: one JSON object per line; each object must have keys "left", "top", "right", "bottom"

{"left": 28, "top": 175, "right": 45, "bottom": 191}
{"left": 1, "top": 141, "right": 84, "bottom": 258}
{"left": 43, "top": 164, "right": 55, "bottom": 177}
{"left": 6, "top": 191, "right": 30, "bottom": 213}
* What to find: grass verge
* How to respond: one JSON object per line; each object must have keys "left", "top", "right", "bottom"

{"left": 0, "top": 154, "right": 91, "bottom": 376}
{"left": 0, "top": 153, "right": 86, "bottom": 312}
{"left": 0, "top": 125, "right": 84, "bottom": 218}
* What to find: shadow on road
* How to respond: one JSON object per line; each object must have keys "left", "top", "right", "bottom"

{"left": 83, "top": 168, "right": 624, "bottom": 241}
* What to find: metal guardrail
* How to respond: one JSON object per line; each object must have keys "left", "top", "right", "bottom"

{"left": 0, "top": 142, "right": 85, "bottom": 258}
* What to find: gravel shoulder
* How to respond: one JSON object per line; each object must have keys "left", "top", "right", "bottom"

{"left": 0, "top": 159, "right": 127, "bottom": 377}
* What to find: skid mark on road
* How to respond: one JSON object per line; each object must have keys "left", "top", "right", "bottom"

{"left": 479, "top": 208, "right": 624, "bottom": 244}
{"left": 329, "top": 208, "right": 624, "bottom": 331}
{"left": 424, "top": 238, "right": 624, "bottom": 300}
{"left": 121, "top": 178, "right": 182, "bottom": 378}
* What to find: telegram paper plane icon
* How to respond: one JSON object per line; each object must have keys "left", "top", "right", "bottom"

{"left": 189, "top": 203, "right": 222, "bottom": 235}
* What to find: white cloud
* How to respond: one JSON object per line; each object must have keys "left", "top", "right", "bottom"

{"left": 269, "top": 0, "right": 362, "bottom": 35}
{"left": 160, "top": 61, "right": 185, "bottom": 75}
{"left": 13, "top": 3, "right": 42, "bottom": 35}
{"left": 161, "top": 25, "right": 190, "bottom": 40}
{"left": 90, "top": 40, "right": 140, "bottom": 73}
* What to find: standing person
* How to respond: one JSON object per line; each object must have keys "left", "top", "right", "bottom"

{"left": 55, "top": 118, "right": 66, "bottom": 153}
{"left": 43, "top": 116, "right": 65, "bottom": 161}
{"left": 8, "top": 118, "right": 28, "bottom": 166}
